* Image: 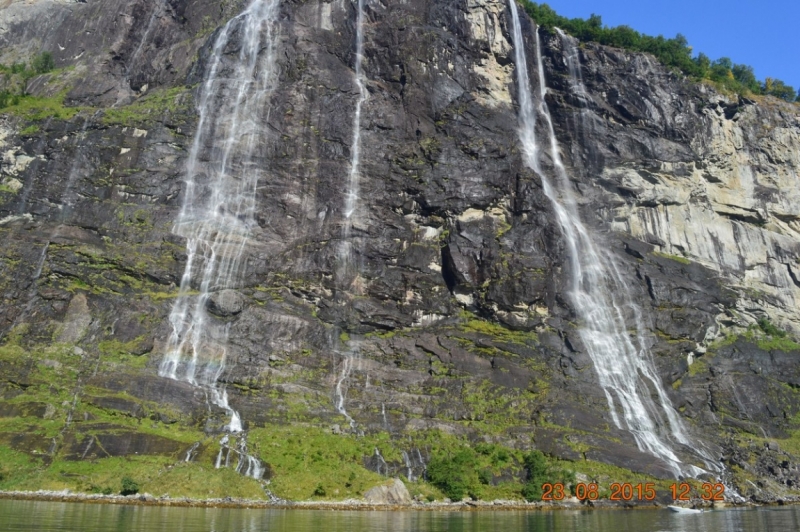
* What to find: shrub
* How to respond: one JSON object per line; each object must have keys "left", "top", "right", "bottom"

{"left": 313, "top": 483, "right": 326, "bottom": 497}
{"left": 758, "top": 318, "right": 787, "bottom": 338}
{"left": 31, "top": 52, "right": 55, "bottom": 75}
{"left": 426, "top": 449, "right": 478, "bottom": 501}
{"left": 0, "top": 90, "right": 20, "bottom": 109}
{"left": 492, "top": 448, "right": 510, "bottom": 466}
{"left": 520, "top": 450, "right": 575, "bottom": 502}
{"left": 120, "top": 476, "right": 139, "bottom": 496}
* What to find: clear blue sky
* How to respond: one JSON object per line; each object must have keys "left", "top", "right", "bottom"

{"left": 540, "top": 0, "right": 800, "bottom": 92}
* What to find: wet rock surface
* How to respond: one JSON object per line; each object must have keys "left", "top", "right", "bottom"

{"left": 0, "top": 0, "right": 799, "bottom": 501}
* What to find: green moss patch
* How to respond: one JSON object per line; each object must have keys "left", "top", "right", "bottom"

{"left": 102, "top": 87, "right": 192, "bottom": 127}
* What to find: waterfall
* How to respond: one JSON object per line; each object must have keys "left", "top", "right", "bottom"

{"left": 333, "top": 355, "right": 356, "bottom": 428}
{"left": 333, "top": 0, "right": 368, "bottom": 426}
{"left": 39, "top": 115, "right": 91, "bottom": 281}
{"left": 555, "top": 28, "right": 592, "bottom": 147}
{"left": 215, "top": 435, "right": 229, "bottom": 469}
{"left": 343, "top": 0, "right": 367, "bottom": 234}
{"left": 159, "top": 0, "right": 280, "bottom": 477}
{"left": 184, "top": 441, "right": 200, "bottom": 462}
{"left": 507, "top": 0, "right": 709, "bottom": 477}
{"left": 373, "top": 447, "right": 388, "bottom": 476}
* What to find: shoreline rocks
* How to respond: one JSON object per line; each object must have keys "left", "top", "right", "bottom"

{"left": 0, "top": 489, "right": 794, "bottom": 512}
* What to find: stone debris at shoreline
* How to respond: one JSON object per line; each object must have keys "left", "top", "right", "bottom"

{"left": 2, "top": 489, "right": 791, "bottom": 511}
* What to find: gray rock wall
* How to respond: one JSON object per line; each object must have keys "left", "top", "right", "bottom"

{"left": 1, "top": 0, "right": 800, "bottom": 491}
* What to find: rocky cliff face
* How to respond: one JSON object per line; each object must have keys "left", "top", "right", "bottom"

{"left": 1, "top": 0, "right": 800, "bottom": 501}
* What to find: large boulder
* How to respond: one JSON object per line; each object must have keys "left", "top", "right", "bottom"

{"left": 206, "top": 289, "right": 245, "bottom": 317}
{"left": 363, "top": 478, "right": 412, "bottom": 505}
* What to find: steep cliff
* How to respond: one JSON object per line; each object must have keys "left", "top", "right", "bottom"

{"left": 1, "top": 0, "right": 800, "bottom": 502}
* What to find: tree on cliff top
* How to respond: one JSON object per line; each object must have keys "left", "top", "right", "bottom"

{"left": 520, "top": 1, "right": 797, "bottom": 102}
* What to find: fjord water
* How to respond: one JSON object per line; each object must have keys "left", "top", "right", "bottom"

{"left": 506, "top": 1, "right": 707, "bottom": 477}
{"left": 158, "top": 0, "right": 279, "bottom": 477}
{"left": 3, "top": 500, "right": 800, "bottom": 532}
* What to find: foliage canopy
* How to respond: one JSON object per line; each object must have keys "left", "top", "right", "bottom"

{"left": 520, "top": 2, "right": 798, "bottom": 102}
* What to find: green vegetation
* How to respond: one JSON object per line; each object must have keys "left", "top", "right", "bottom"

{"left": 101, "top": 86, "right": 191, "bottom": 127}
{"left": 19, "top": 124, "right": 39, "bottom": 136}
{"left": 757, "top": 317, "right": 787, "bottom": 338}
{"left": 0, "top": 90, "right": 82, "bottom": 121}
{"left": 0, "top": 333, "right": 726, "bottom": 503}
{"left": 422, "top": 441, "right": 572, "bottom": 502}
{"left": 520, "top": 450, "right": 575, "bottom": 501}
{"left": 30, "top": 52, "right": 56, "bottom": 75}
{"left": 120, "top": 476, "right": 140, "bottom": 496}
{"left": 708, "top": 319, "right": 800, "bottom": 354}
{"left": 427, "top": 449, "right": 480, "bottom": 500}
{"left": 0, "top": 52, "right": 57, "bottom": 110}
{"left": 748, "top": 318, "right": 800, "bottom": 351}
{"left": 652, "top": 251, "right": 690, "bottom": 265}
{"left": 458, "top": 310, "right": 538, "bottom": 345}
{"left": 520, "top": 2, "right": 799, "bottom": 102}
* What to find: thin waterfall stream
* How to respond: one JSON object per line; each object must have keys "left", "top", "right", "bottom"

{"left": 126, "top": 0, "right": 165, "bottom": 82}
{"left": 333, "top": 0, "right": 368, "bottom": 427}
{"left": 507, "top": 0, "right": 713, "bottom": 477}
{"left": 158, "top": 0, "right": 280, "bottom": 479}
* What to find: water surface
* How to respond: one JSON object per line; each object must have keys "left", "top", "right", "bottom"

{"left": 3, "top": 500, "right": 800, "bottom": 531}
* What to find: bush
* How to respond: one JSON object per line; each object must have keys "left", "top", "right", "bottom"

{"left": 0, "top": 90, "right": 21, "bottom": 109}
{"left": 120, "top": 476, "right": 139, "bottom": 496}
{"left": 757, "top": 318, "right": 787, "bottom": 338}
{"left": 521, "top": 450, "right": 548, "bottom": 500}
{"left": 313, "top": 483, "right": 326, "bottom": 497}
{"left": 763, "top": 78, "right": 797, "bottom": 102}
{"left": 426, "top": 449, "right": 479, "bottom": 501}
{"left": 520, "top": 450, "right": 575, "bottom": 502}
{"left": 31, "top": 52, "right": 55, "bottom": 75}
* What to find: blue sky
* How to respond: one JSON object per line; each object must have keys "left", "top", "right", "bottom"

{"left": 539, "top": 0, "right": 799, "bottom": 94}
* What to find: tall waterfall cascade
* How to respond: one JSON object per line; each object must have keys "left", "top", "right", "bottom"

{"left": 333, "top": 0, "right": 368, "bottom": 426}
{"left": 158, "top": 0, "right": 280, "bottom": 478}
{"left": 507, "top": 0, "right": 713, "bottom": 477}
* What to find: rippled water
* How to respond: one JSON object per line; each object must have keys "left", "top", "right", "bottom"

{"left": 2, "top": 500, "right": 800, "bottom": 532}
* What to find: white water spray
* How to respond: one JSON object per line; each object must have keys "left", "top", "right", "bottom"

{"left": 555, "top": 28, "right": 596, "bottom": 154}
{"left": 342, "top": 0, "right": 367, "bottom": 231}
{"left": 333, "top": 353, "right": 357, "bottom": 429}
{"left": 373, "top": 447, "right": 388, "bottom": 476}
{"left": 159, "top": 0, "right": 278, "bottom": 426}
{"left": 334, "top": 0, "right": 368, "bottom": 425}
{"left": 215, "top": 435, "right": 229, "bottom": 469}
{"left": 401, "top": 450, "right": 414, "bottom": 481}
{"left": 159, "top": 0, "right": 279, "bottom": 477}
{"left": 507, "top": 1, "right": 708, "bottom": 477}
{"left": 184, "top": 442, "right": 200, "bottom": 462}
